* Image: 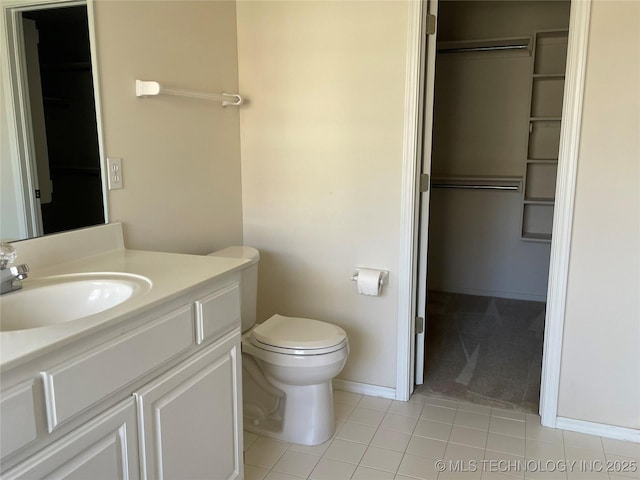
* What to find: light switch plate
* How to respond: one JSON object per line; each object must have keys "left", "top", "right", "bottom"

{"left": 107, "top": 157, "right": 123, "bottom": 190}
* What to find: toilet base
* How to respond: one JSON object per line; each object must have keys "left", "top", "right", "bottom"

{"left": 244, "top": 372, "right": 336, "bottom": 446}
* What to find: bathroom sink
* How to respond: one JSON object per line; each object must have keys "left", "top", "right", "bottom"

{"left": 0, "top": 273, "right": 152, "bottom": 332}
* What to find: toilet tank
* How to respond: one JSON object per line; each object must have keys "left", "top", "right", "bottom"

{"left": 208, "top": 246, "right": 260, "bottom": 333}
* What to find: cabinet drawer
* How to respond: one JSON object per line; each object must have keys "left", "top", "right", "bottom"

{"left": 194, "top": 282, "right": 240, "bottom": 345}
{"left": 0, "top": 381, "right": 37, "bottom": 459}
{"left": 41, "top": 305, "right": 194, "bottom": 432}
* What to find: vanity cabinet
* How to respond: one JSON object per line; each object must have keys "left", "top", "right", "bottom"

{"left": 136, "top": 334, "right": 241, "bottom": 480}
{"left": 0, "top": 277, "right": 243, "bottom": 480}
{"left": 41, "top": 305, "right": 195, "bottom": 433}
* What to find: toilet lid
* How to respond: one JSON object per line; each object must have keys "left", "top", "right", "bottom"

{"left": 253, "top": 314, "right": 347, "bottom": 350}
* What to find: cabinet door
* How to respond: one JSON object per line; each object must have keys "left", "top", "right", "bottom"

{"left": 2, "top": 398, "right": 139, "bottom": 480}
{"left": 136, "top": 332, "right": 243, "bottom": 480}
{"left": 0, "top": 381, "right": 38, "bottom": 460}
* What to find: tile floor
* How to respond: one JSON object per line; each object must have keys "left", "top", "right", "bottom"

{"left": 243, "top": 390, "right": 640, "bottom": 480}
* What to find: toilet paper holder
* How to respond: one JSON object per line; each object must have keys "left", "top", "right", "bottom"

{"left": 351, "top": 268, "right": 389, "bottom": 287}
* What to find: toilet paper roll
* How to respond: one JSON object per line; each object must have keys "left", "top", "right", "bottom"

{"left": 356, "top": 268, "right": 384, "bottom": 296}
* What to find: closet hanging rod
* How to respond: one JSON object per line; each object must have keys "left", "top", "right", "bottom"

{"left": 431, "top": 176, "right": 522, "bottom": 191}
{"left": 438, "top": 44, "right": 529, "bottom": 54}
{"left": 432, "top": 183, "right": 519, "bottom": 191}
{"left": 135, "top": 80, "right": 244, "bottom": 107}
{"left": 437, "top": 36, "right": 532, "bottom": 54}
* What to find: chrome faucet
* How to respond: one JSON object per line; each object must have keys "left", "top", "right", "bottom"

{"left": 1, "top": 242, "right": 29, "bottom": 294}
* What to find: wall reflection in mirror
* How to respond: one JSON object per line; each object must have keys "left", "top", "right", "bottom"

{"left": 1, "top": 2, "right": 106, "bottom": 243}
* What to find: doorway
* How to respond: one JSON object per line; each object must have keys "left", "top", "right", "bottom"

{"left": 415, "top": 1, "right": 571, "bottom": 413}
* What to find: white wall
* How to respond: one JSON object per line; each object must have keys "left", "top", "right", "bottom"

{"left": 236, "top": 1, "right": 409, "bottom": 388}
{"left": 93, "top": 0, "right": 243, "bottom": 254}
{"left": 428, "top": 189, "right": 551, "bottom": 300}
{"left": 437, "top": 0, "right": 571, "bottom": 40}
{"left": 557, "top": 0, "right": 640, "bottom": 429}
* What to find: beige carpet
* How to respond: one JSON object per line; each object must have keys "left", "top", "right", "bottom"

{"left": 415, "top": 291, "right": 545, "bottom": 414}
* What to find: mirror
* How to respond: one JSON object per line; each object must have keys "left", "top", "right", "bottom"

{"left": 1, "top": 0, "right": 107, "bottom": 242}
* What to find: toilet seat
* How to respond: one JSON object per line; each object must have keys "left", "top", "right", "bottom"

{"left": 249, "top": 336, "right": 348, "bottom": 356}
{"left": 249, "top": 314, "right": 347, "bottom": 356}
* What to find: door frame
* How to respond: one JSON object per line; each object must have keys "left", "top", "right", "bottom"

{"left": 396, "top": 0, "right": 593, "bottom": 427}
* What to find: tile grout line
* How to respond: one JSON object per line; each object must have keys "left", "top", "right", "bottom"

{"left": 355, "top": 395, "right": 399, "bottom": 479}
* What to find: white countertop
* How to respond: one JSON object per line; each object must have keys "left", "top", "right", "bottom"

{"left": 0, "top": 248, "right": 248, "bottom": 369}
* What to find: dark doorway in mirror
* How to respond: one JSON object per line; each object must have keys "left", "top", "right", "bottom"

{"left": 22, "top": 5, "right": 104, "bottom": 235}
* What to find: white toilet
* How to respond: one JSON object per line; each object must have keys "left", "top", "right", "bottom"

{"left": 209, "top": 247, "right": 349, "bottom": 446}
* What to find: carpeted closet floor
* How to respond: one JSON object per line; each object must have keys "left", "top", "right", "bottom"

{"left": 414, "top": 291, "right": 545, "bottom": 413}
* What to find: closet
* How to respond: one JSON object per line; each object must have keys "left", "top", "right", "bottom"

{"left": 420, "top": 1, "right": 570, "bottom": 412}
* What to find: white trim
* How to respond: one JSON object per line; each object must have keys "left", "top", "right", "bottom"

{"left": 0, "top": 16, "right": 28, "bottom": 240}
{"left": 395, "top": 0, "right": 424, "bottom": 402}
{"left": 539, "top": 0, "right": 592, "bottom": 428}
{"left": 556, "top": 417, "right": 640, "bottom": 443}
{"left": 2, "top": 5, "right": 40, "bottom": 238}
{"left": 333, "top": 379, "right": 396, "bottom": 401}
{"left": 414, "top": 0, "right": 438, "bottom": 387}
{"left": 86, "top": 0, "right": 109, "bottom": 224}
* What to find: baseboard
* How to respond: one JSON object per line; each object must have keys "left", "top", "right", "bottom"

{"left": 333, "top": 379, "right": 396, "bottom": 400}
{"left": 429, "top": 286, "right": 547, "bottom": 303}
{"left": 556, "top": 416, "right": 640, "bottom": 443}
